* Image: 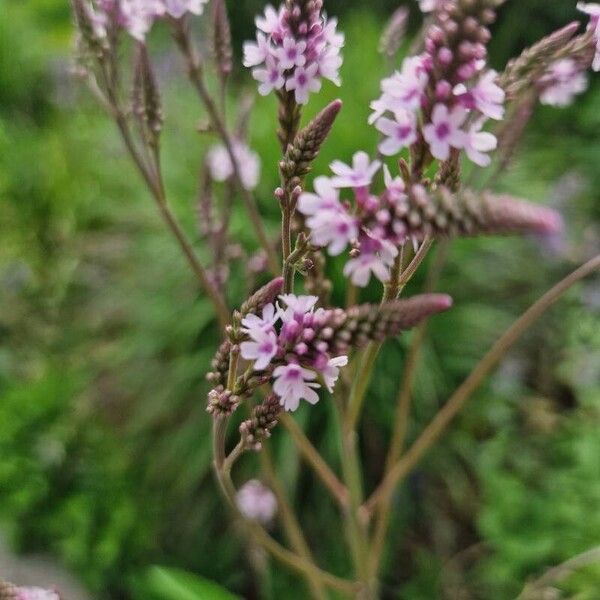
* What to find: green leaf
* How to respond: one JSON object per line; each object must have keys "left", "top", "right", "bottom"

{"left": 141, "top": 566, "right": 241, "bottom": 600}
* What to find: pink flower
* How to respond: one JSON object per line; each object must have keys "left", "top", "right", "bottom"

{"left": 119, "top": 0, "right": 162, "bottom": 40}
{"left": 423, "top": 103, "right": 467, "bottom": 161}
{"left": 162, "top": 0, "right": 208, "bottom": 18}
{"left": 540, "top": 59, "right": 588, "bottom": 107}
{"left": 298, "top": 177, "right": 358, "bottom": 255}
{"left": 256, "top": 4, "right": 282, "bottom": 34}
{"left": 343, "top": 236, "right": 398, "bottom": 287}
{"left": 240, "top": 327, "right": 278, "bottom": 371}
{"left": 278, "top": 294, "right": 319, "bottom": 321}
{"left": 243, "top": 32, "right": 271, "bottom": 68}
{"left": 241, "top": 304, "right": 278, "bottom": 333}
{"left": 330, "top": 151, "right": 381, "bottom": 189}
{"left": 207, "top": 141, "right": 260, "bottom": 190}
{"left": 236, "top": 480, "right": 277, "bottom": 524}
{"left": 15, "top": 589, "right": 59, "bottom": 600}
{"left": 578, "top": 2, "right": 600, "bottom": 70}
{"left": 457, "top": 70, "right": 505, "bottom": 120}
{"left": 383, "top": 165, "right": 407, "bottom": 203}
{"left": 285, "top": 63, "right": 321, "bottom": 104}
{"left": 253, "top": 56, "right": 286, "bottom": 95}
{"left": 322, "top": 17, "right": 345, "bottom": 48}
{"left": 277, "top": 36, "right": 307, "bottom": 70}
{"left": 272, "top": 363, "right": 320, "bottom": 411}
{"left": 317, "top": 46, "right": 343, "bottom": 86}
{"left": 419, "top": 0, "right": 442, "bottom": 12}
{"left": 322, "top": 356, "right": 348, "bottom": 392}
{"left": 376, "top": 109, "right": 418, "bottom": 156}
{"left": 463, "top": 119, "right": 497, "bottom": 167}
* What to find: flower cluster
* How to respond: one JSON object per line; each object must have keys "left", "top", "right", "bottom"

{"left": 243, "top": 1, "right": 344, "bottom": 104}
{"left": 206, "top": 140, "right": 261, "bottom": 190}
{"left": 370, "top": 0, "right": 504, "bottom": 166}
{"left": 539, "top": 59, "right": 588, "bottom": 107}
{"left": 298, "top": 151, "right": 562, "bottom": 287}
{"left": 97, "top": 0, "right": 209, "bottom": 40}
{"left": 578, "top": 2, "right": 600, "bottom": 71}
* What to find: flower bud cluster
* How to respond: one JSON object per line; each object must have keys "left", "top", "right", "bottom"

{"left": 237, "top": 292, "right": 452, "bottom": 412}
{"left": 243, "top": 1, "right": 344, "bottom": 105}
{"left": 370, "top": 0, "right": 505, "bottom": 166}
{"left": 239, "top": 393, "right": 282, "bottom": 450}
{"left": 297, "top": 151, "right": 562, "bottom": 287}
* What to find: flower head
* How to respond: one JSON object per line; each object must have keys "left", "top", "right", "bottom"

{"left": 540, "top": 59, "right": 588, "bottom": 106}
{"left": 207, "top": 141, "right": 260, "bottom": 190}
{"left": 236, "top": 480, "right": 277, "bottom": 524}
{"left": 422, "top": 104, "right": 466, "bottom": 161}
{"left": 463, "top": 118, "right": 497, "bottom": 167}
{"left": 272, "top": 363, "right": 320, "bottom": 411}
{"left": 330, "top": 151, "right": 381, "bottom": 189}
{"left": 240, "top": 327, "right": 278, "bottom": 371}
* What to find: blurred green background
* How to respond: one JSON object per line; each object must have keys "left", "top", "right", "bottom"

{"left": 1, "top": 0, "right": 599, "bottom": 598}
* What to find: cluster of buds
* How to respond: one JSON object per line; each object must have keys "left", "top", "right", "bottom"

{"left": 236, "top": 292, "right": 452, "bottom": 411}
{"left": 243, "top": 0, "right": 344, "bottom": 105}
{"left": 370, "top": 0, "right": 505, "bottom": 167}
{"left": 239, "top": 393, "right": 282, "bottom": 451}
{"left": 298, "top": 151, "right": 562, "bottom": 287}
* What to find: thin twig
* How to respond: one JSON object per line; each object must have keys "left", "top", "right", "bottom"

{"left": 363, "top": 255, "right": 600, "bottom": 517}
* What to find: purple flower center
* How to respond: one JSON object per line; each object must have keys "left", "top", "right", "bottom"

{"left": 269, "top": 69, "right": 280, "bottom": 83}
{"left": 396, "top": 125, "right": 413, "bottom": 140}
{"left": 435, "top": 122, "right": 450, "bottom": 140}
{"left": 286, "top": 366, "right": 301, "bottom": 380}
{"left": 297, "top": 72, "right": 307, "bottom": 86}
{"left": 259, "top": 341, "right": 274, "bottom": 354}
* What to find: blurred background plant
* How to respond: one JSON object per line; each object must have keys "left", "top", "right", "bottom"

{"left": 0, "top": 0, "right": 599, "bottom": 598}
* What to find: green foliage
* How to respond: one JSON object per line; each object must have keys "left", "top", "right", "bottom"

{"left": 0, "top": 2, "right": 599, "bottom": 599}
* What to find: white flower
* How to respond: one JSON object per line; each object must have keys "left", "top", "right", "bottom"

{"left": 236, "top": 480, "right": 277, "bottom": 524}
{"left": 578, "top": 2, "right": 600, "bottom": 71}
{"left": 297, "top": 177, "right": 358, "bottom": 255}
{"left": 422, "top": 103, "right": 467, "bottom": 161}
{"left": 207, "top": 141, "right": 260, "bottom": 190}
{"left": 317, "top": 46, "right": 343, "bottom": 86}
{"left": 277, "top": 36, "right": 307, "bottom": 70}
{"left": 119, "top": 0, "right": 162, "bottom": 40}
{"left": 540, "top": 59, "right": 588, "bottom": 107}
{"left": 376, "top": 109, "right": 418, "bottom": 156}
{"left": 255, "top": 4, "right": 282, "bottom": 34}
{"left": 162, "top": 0, "right": 208, "bottom": 18}
{"left": 322, "top": 17, "right": 345, "bottom": 48}
{"left": 343, "top": 238, "right": 398, "bottom": 287}
{"left": 463, "top": 119, "right": 497, "bottom": 167}
{"left": 418, "top": 0, "right": 442, "bottom": 12}
{"left": 240, "top": 327, "right": 278, "bottom": 371}
{"left": 253, "top": 56, "right": 286, "bottom": 95}
{"left": 322, "top": 356, "right": 348, "bottom": 392}
{"left": 330, "top": 151, "right": 381, "bottom": 189}
{"left": 285, "top": 63, "right": 321, "bottom": 104}
{"left": 243, "top": 32, "right": 271, "bottom": 68}
{"left": 241, "top": 304, "right": 279, "bottom": 333}
{"left": 278, "top": 294, "right": 319, "bottom": 322}
{"left": 14, "top": 589, "right": 59, "bottom": 600}
{"left": 272, "top": 364, "right": 321, "bottom": 411}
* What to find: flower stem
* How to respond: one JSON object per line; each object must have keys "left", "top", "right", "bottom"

{"left": 363, "top": 254, "right": 600, "bottom": 517}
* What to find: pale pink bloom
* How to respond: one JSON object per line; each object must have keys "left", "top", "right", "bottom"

{"left": 240, "top": 327, "right": 278, "bottom": 371}
{"left": 317, "top": 46, "right": 343, "bottom": 86}
{"left": 119, "top": 0, "right": 161, "bottom": 40}
{"left": 243, "top": 32, "right": 271, "bottom": 68}
{"left": 423, "top": 104, "right": 467, "bottom": 161}
{"left": 241, "top": 304, "right": 278, "bottom": 333}
{"left": 463, "top": 119, "right": 497, "bottom": 167}
{"left": 322, "top": 356, "right": 348, "bottom": 392}
{"left": 540, "top": 59, "right": 588, "bottom": 107}
{"left": 322, "top": 17, "right": 345, "bottom": 48}
{"left": 253, "top": 56, "right": 286, "bottom": 95}
{"left": 15, "top": 589, "right": 59, "bottom": 600}
{"left": 343, "top": 237, "right": 398, "bottom": 287}
{"left": 273, "top": 364, "right": 320, "bottom": 411}
{"left": 285, "top": 63, "right": 321, "bottom": 104}
{"left": 207, "top": 141, "right": 260, "bottom": 190}
{"left": 162, "top": 0, "right": 208, "bottom": 18}
{"left": 297, "top": 177, "right": 358, "bottom": 255}
{"left": 278, "top": 294, "right": 319, "bottom": 321}
{"left": 457, "top": 70, "right": 505, "bottom": 120}
{"left": 236, "top": 480, "right": 277, "bottom": 524}
{"left": 330, "top": 151, "right": 381, "bottom": 189}
{"left": 578, "top": 2, "right": 600, "bottom": 70}
{"left": 383, "top": 165, "right": 408, "bottom": 204}
{"left": 376, "top": 110, "right": 418, "bottom": 156}
{"left": 277, "top": 36, "right": 307, "bottom": 70}
{"left": 419, "top": 0, "right": 442, "bottom": 12}
{"left": 255, "top": 4, "right": 282, "bottom": 34}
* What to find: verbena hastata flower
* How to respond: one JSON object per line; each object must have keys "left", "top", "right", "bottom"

{"left": 243, "top": 1, "right": 344, "bottom": 104}
{"left": 97, "top": 0, "right": 209, "bottom": 40}
{"left": 207, "top": 141, "right": 261, "bottom": 190}
{"left": 298, "top": 151, "right": 563, "bottom": 287}
{"left": 578, "top": 2, "right": 600, "bottom": 71}
{"left": 0, "top": 581, "right": 60, "bottom": 600}
{"left": 236, "top": 480, "right": 277, "bottom": 524}
{"left": 237, "top": 292, "right": 453, "bottom": 409}
{"left": 419, "top": 0, "right": 443, "bottom": 13}
{"left": 370, "top": 0, "right": 505, "bottom": 166}
{"left": 539, "top": 59, "right": 589, "bottom": 107}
